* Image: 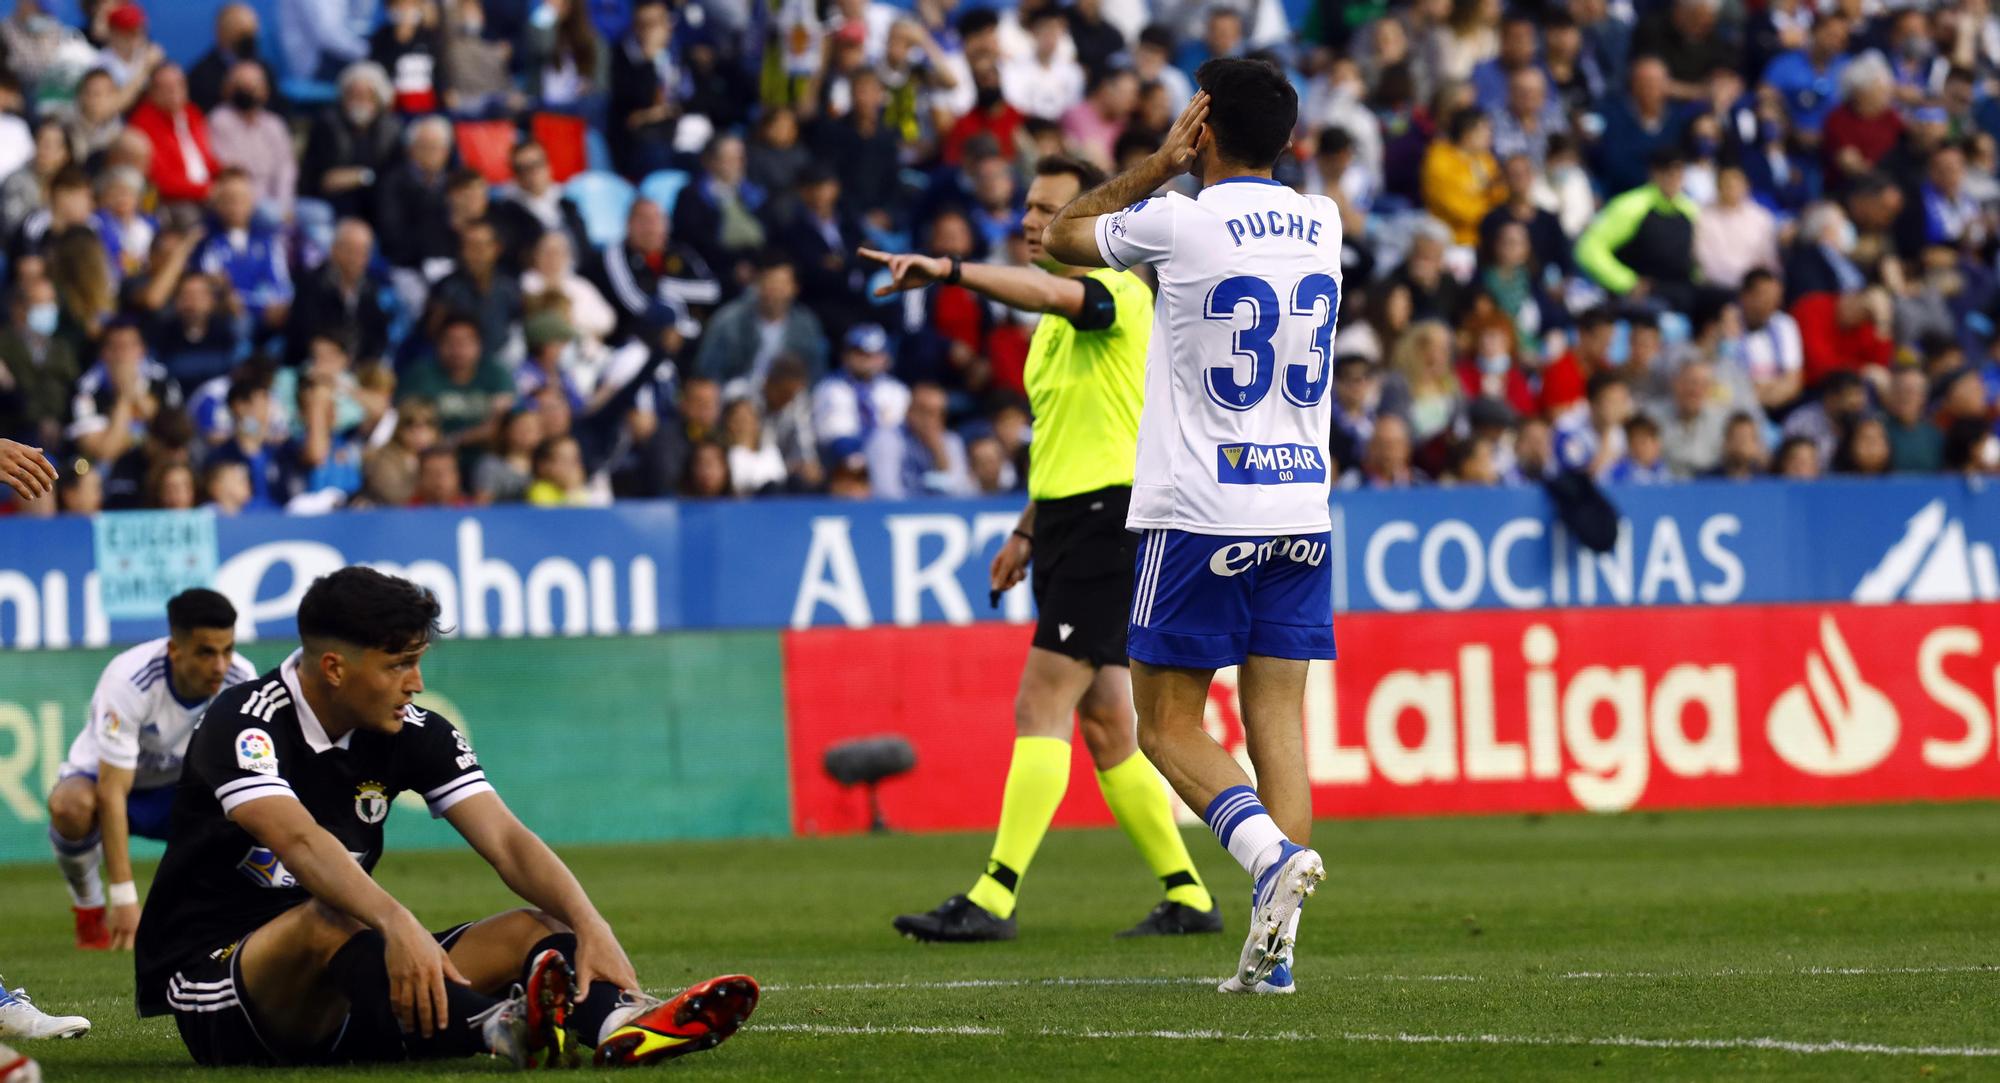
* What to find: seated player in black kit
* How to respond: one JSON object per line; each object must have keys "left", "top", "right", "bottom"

{"left": 134, "top": 566, "right": 758, "bottom": 1069}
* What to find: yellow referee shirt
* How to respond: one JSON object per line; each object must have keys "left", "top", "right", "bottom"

{"left": 1022, "top": 267, "right": 1152, "bottom": 501}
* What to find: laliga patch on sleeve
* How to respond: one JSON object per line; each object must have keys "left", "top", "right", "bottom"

{"left": 236, "top": 728, "right": 279, "bottom": 775}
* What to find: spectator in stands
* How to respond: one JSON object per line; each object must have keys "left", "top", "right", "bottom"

{"left": 189, "top": 5, "right": 272, "bottom": 113}
{"left": 492, "top": 141, "right": 591, "bottom": 274}
{"left": 1943, "top": 417, "right": 2000, "bottom": 476}
{"left": 473, "top": 406, "right": 541, "bottom": 503}
{"left": 780, "top": 165, "right": 868, "bottom": 343}
{"left": 942, "top": 59, "right": 1025, "bottom": 167}
{"left": 1060, "top": 68, "right": 1137, "bottom": 171}
{"left": 597, "top": 197, "right": 719, "bottom": 344}
{"left": 761, "top": 354, "right": 820, "bottom": 488}
{"left": 721, "top": 397, "right": 786, "bottom": 495}
{"left": 514, "top": 310, "right": 583, "bottom": 410}
{"left": 1476, "top": 219, "right": 1562, "bottom": 359}
{"left": 0, "top": 270, "right": 77, "bottom": 450}
{"left": 282, "top": 371, "right": 367, "bottom": 506}
{"left": 409, "top": 445, "right": 466, "bottom": 506}
{"left": 97, "top": 3, "right": 164, "bottom": 109}
{"left": 1422, "top": 108, "right": 1504, "bottom": 246}
{"left": 1711, "top": 411, "right": 1767, "bottom": 479}
{"left": 1383, "top": 320, "right": 1461, "bottom": 455}
{"left": 1003, "top": 5, "right": 1084, "bottom": 120}
{"left": 128, "top": 65, "right": 217, "bottom": 207}
{"left": 144, "top": 458, "right": 196, "bottom": 508}
{"left": 1604, "top": 413, "right": 1671, "bottom": 484}
{"left": 277, "top": 0, "right": 371, "bottom": 83}
{"left": 362, "top": 398, "right": 438, "bottom": 506}
{"left": 372, "top": 0, "right": 444, "bottom": 115}
{"left": 1822, "top": 54, "right": 1904, "bottom": 190}
{"left": 1883, "top": 366, "right": 1945, "bottom": 472}
{"left": 299, "top": 62, "right": 401, "bottom": 223}
{"left": 1456, "top": 310, "right": 1535, "bottom": 418}
{"left": 152, "top": 272, "right": 240, "bottom": 393}
{"left": 522, "top": 231, "right": 616, "bottom": 353}
{"left": 206, "top": 62, "right": 294, "bottom": 222}
{"left": 1736, "top": 269, "right": 1803, "bottom": 411}
{"left": 748, "top": 108, "right": 809, "bottom": 225}
{"left": 1594, "top": 56, "right": 1687, "bottom": 197}
{"left": 3, "top": 122, "right": 74, "bottom": 244}
{"left": 696, "top": 252, "right": 827, "bottom": 398}
{"left": 1554, "top": 370, "right": 1635, "bottom": 479}
{"left": 1695, "top": 166, "right": 1780, "bottom": 290}
{"left": 94, "top": 167, "right": 155, "bottom": 281}
{"left": 377, "top": 115, "right": 457, "bottom": 279}
{"left": 524, "top": 0, "right": 607, "bottom": 108}
{"left": 1541, "top": 12, "right": 1604, "bottom": 117}
{"left": 609, "top": 0, "right": 687, "bottom": 179}
{"left": 1763, "top": 12, "right": 1850, "bottom": 139}
{"left": 816, "top": 69, "right": 906, "bottom": 221}
{"left": 680, "top": 439, "right": 731, "bottom": 498}
{"left": 202, "top": 458, "right": 251, "bottom": 513}
{"left": 1468, "top": 13, "right": 1536, "bottom": 114}
{"left": 1339, "top": 412, "right": 1424, "bottom": 489}
{"left": 814, "top": 322, "right": 909, "bottom": 468}
{"left": 1774, "top": 433, "right": 1821, "bottom": 478}
{"left": 1633, "top": 0, "right": 1732, "bottom": 100}
{"left": 289, "top": 219, "right": 390, "bottom": 368}
{"left": 101, "top": 406, "right": 193, "bottom": 509}
{"left": 399, "top": 316, "right": 513, "bottom": 443}
{"left": 1576, "top": 147, "right": 1702, "bottom": 311}
{"left": 1389, "top": 220, "right": 1462, "bottom": 324}
{"left": 57, "top": 71, "right": 123, "bottom": 168}
{"left": 674, "top": 134, "right": 767, "bottom": 293}
{"left": 1901, "top": 140, "right": 1987, "bottom": 253}
{"left": 866, "top": 382, "right": 971, "bottom": 499}
{"left": 206, "top": 373, "right": 288, "bottom": 510}
{"left": 1783, "top": 369, "right": 1871, "bottom": 463}
{"left": 1490, "top": 65, "right": 1566, "bottom": 172}
{"left": 428, "top": 218, "right": 524, "bottom": 363}
{"left": 1327, "top": 354, "right": 1380, "bottom": 475}
{"left": 1655, "top": 359, "right": 1728, "bottom": 477}
{"left": 195, "top": 169, "right": 292, "bottom": 337}
{"left": 49, "top": 224, "right": 115, "bottom": 354}
{"left": 1832, "top": 413, "right": 1893, "bottom": 476}
{"left": 441, "top": 0, "right": 521, "bottom": 117}
{"left": 70, "top": 318, "right": 180, "bottom": 464}
{"left": 527, "top": 433, "right": 594, "bottom": 505}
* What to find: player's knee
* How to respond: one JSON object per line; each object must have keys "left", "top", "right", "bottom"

{"left": 1010, "top": 690, "right": 1067, "bottom": 738}
{"left": 47, "top": 783, "right": 96, "bottom": 839}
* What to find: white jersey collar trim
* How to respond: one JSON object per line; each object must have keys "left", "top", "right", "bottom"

{"left": 281, "top": 650, "right": 353, "bottom": 753}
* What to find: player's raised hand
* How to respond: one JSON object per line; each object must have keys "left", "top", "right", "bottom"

{"left": 859, "top": 247, "right": 948, "bottom": 296}
{"left": 574, "top": 921, "right": 641, "bottom": 994}
{"left": 1154, "top": 91, "right": 1210, "bottom": 176}
{"left": 106, "top": 900, "right": 140, "bottom": 951}
{"left": 0, "top": 439, "right": 56, "bottom": 500}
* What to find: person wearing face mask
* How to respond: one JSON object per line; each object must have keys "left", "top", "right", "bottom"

{"left": 442, "top": 0, "right": 522, "bottom": 117}
{"left": 1783, "top": 200, "right": 1869, "bottom": 301}
{"left": 0, "top": 273, "right": 80, "bottom": 451}
{"left": 299, "top": 62, "right": 402, "bottom": 223}
{"left": 207, "top": 62, "right": 295, "bottom": 222}
{"left": 189, "top": 4, "right": 277, "bottom": 114}
{"left": 205, "top": 373, "right": 287, "bottom": 510}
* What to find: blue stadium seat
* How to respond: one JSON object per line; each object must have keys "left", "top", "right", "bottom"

{"left": 584, "top": 126, "right": 613, "bottom": 173}
{"left": 565, "top": 171, "right": 636, "bottom": 248}
{"left": 638, "top": 169, "right": 691, "bottom": 216}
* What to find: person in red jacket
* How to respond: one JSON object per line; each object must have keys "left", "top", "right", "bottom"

{"left": 1454, "top": 312, "right": 1538, "bottom": 418}
{"left": 1791, "top": 288, "right": 1894, "bottom": 390}
{"left": 126, "top": 64, "right": 218, "bottom": 205}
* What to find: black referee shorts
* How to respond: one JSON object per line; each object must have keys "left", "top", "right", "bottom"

{"left": 1030, "top": 486, "right": 1136, "bottom": 669}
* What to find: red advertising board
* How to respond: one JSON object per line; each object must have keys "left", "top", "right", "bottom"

{"left": 783, "top": 602, "right": 2000, "bottom": 835}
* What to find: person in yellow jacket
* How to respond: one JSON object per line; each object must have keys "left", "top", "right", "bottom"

{"left": 1421, "top": 109, "right": 1508, "bottom": 245}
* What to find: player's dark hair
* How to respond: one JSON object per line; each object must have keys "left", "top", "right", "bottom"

{"left": 298, "top": 567, "right": 445, "bottom": 655}
{"left": 167, "top": 588, "right": 237, "bottom": 635}
{"left": 1195, "top": 58, "right": 1296, "bottom": 170}
{"left": 1034, "top": 153, "right": 1105, "bottom": 192}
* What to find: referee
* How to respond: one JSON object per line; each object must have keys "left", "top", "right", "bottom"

{"left": 863, "top": 155, "right": 1220, "bottom": 942}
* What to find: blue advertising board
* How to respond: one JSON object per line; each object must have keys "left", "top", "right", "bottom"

{"left": 0, "top": 478, "right": 1993, "bottom": 648}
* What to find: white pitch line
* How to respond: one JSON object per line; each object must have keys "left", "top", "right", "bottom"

{"left": 759, "top": 1022, "right": 2000, "bottom": 1058}
{"left": 762, "top": 964, "right": 1997, "bottom": 994}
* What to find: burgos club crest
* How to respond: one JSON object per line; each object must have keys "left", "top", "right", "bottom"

{"left": 354, "top": 781, "right": 389, "bottom": 825}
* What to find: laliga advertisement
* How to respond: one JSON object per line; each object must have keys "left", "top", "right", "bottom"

{"left": 783, "top": 601, "right": 2000, "bottom": 834}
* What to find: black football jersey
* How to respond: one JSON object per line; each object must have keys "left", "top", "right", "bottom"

{"left": 135, "top": 652, "right": 492, "bottom": 1016}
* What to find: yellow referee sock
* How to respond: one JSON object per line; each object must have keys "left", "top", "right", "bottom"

{"left": 966, "top": 736, "right": 1071, "bottom": 920}
{"left": 1097, "top": 752, "right": 1214, "bottom": 912}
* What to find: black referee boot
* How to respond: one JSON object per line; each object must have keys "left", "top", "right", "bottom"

{"left": 1115, "top": 900, "right": 1224, "bottom": 938}
{"left": 893, "top": 894, "right": 1018, "bottom": 942}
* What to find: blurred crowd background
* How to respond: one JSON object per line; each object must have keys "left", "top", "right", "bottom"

{"left": 2, "top": 0, "right": 1999, "bottom": 518}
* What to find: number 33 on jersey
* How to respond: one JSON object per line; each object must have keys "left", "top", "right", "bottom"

{"left": 1094, "top": 178, "right": 1343, "bottom": 537}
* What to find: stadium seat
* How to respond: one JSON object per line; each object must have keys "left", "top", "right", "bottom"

{"left": 585, "top": 126, "right": 613, "bottom": 174}
{"left": 531, "top": 113, "right": 590, "bottom": 182}
{"left": 456, "top": 120, "right": 519, "bottom": 185}
{"left": 638, "top": 169, "right": 690, "bottom": 216}
{"left": 565, "top": 171, "right": 636, "bottom": 248}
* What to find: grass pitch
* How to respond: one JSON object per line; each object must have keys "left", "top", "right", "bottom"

{"left": 8, "top": 802, "right": 2000, "bottom": 1081}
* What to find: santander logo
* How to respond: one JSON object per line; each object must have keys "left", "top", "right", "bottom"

{"left": 1764, "top": 616, "right": 1901, "bottom": 777}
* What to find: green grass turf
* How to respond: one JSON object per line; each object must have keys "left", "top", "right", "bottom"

{"left": 7, "top": 802, "right": 2000, "bottom": 1080}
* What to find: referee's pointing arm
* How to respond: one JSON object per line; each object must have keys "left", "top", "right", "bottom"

{"left": 859, "top": 248, "right": 1090, "bottom": 320}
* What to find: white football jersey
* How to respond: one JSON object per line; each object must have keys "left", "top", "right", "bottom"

{"left": 1095, "top": 177, "right": 1343, "bottom": 535}
{"left": 64, "top": 638, "right": 258, "bottom": 791}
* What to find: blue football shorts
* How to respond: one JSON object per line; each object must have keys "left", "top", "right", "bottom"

{"left": 1126, "top": 529, "right": 1338, "bottom": 669}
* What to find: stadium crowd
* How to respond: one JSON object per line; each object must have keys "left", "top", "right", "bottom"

{"left": 1, "top": 0, "right": 1999, "bottom": 518}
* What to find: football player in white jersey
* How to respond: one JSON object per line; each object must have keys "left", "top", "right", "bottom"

{"left": 47, "top": 589, "right": 255, "bottom": 951}
{"left": 1044, "top": 59, "right": 1336, "bottom": 995}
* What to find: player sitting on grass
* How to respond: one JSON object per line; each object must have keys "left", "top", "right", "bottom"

{"left": 1044, "top": 61, "right": 1337, "bottom": 994}
{"left": 48, "top": 589, "right": 255, "bottom": 950}
{"left": 133, "top": 567, "right": 758, "bottom": 1068}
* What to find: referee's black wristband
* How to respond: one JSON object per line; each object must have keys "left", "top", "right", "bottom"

{"left": 1012, "top": 528, "right": 1033, "bottom": 545}
{"left": 944, "top": 255, "right": 963, "bottom": 285}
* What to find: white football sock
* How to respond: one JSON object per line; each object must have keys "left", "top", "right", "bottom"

{"left": 50, "top": 828, "right": 103, "bottom": 909}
